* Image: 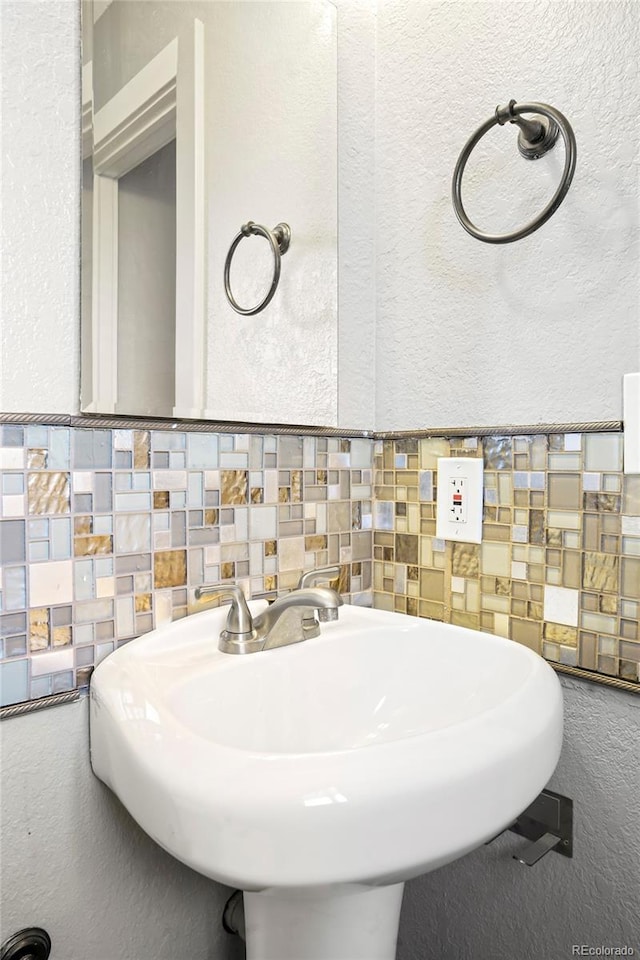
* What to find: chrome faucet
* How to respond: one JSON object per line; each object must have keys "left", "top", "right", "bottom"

{"left": 195, "top": 569, "right": 343, "bottom": 655}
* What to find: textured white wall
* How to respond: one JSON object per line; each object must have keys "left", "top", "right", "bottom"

{"left": 375, "top": 0, "right": 640, "bottom": 431}
{"left": 0, "top": 699, "right": 243, "bottom": 960}
{"left": 0, "top": 0, "right": 81, "bottom": 414}
{"left": 397, "top": 678, "right": 640, "bottom": 959}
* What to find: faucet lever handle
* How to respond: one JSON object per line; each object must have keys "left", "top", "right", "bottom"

{"left": 297, "top": 564, "right": 342, "bottom": 591}
{"left": 194, "top": 583, "right": 253, "bottom": 637}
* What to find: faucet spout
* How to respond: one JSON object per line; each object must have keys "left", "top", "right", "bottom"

{"left": 253, "top": 587, "right": 343, "bottom": 651}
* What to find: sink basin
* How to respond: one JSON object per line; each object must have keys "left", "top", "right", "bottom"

{"left": 90, "top": 601, "right": 563, "bottom": 959}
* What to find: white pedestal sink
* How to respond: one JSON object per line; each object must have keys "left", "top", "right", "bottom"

{"left": 90, "top": 601, "right": 563, "bottom": 960}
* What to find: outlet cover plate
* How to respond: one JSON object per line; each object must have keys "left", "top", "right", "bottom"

{"left": 436, "top": 458, "right": 484, "bottom": 543}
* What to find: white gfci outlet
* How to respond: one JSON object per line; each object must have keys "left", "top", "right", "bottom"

{"left": 436, "top": 458, "right": 484, "bottom": 544}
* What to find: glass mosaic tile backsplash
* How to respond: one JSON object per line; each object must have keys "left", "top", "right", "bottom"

{"left": 0, "top": 425, "right": 374, "bottom": 705}
{"left": 1, "top": 423, "right": 638, "bottom": 706}
{"left": 372, "top": 433, "right": 640, "bottom": 686}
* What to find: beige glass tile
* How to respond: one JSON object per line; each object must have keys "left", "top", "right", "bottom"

{"left": 420, "top": 538, "right": 433, "bottom": 567}
{"left": 527, "top": 509, "right": 544, "bottom": 545}
{"left": 543, "top": 641, "right": 561, "bottom": 661}
{"left": 419, "top": 438, "right": 450, "bottom": 468}
{"left": 493, "top": 613, "right": 510, "bottom": 638}
{"left": 544, "top": 622, "right": 578, "bottom": 646}
{"left": 584, "top": 492, "right": 621, "bottom": 513}
{"left": 511, "top": 618, "right": 541, "bottom": 652}
{"left": 548, "top": 473, "right": 581, "bottom": 510}
{"left": 52, "top": 626, "right": 72, "bottom": 647}
{"left": 598, "top": 655, "right": 618, "bottom": 676}
{"left": 481, "top": 612, "right": 495, "bottom": 631}
{"left": 582, "top": 514, "right": 599, "bottom": 551}
{"left": 623, "top": 476, "right": 640, "bottom": 516}
{"left": 451, "top": 593, "right": 464, "bottom": 611}
{"left": 498, "top": 508, "right": 511, "bottom": 524}
{"left": 407, "top": 597, "right": 418, "bottom": 616}
{"left": 546, "top": 567, "right": 561, "bottom": 585}
{"left": 531, "top": 435, "right": 548, "bottom": 470}
{"left": 582, "top": 592, "right": 598, "bottom": 612}
{"left": 74, "top": 535, "right": 113, "bottom": 557}
{"left": 584, "top": 434, "right": 623, "bottom": 472}
{"left": 620, "top": 640, "right": 640, "bottom": 662}
{"left": 483, "top": 523, "right": 510, "bottom": 542}
{"left": 621, "top": 600, "right": 638, "bottom": 618}
{"left": 621, "top": 557, "right": 640, "bottom": 599}
{"left": 620, "top": 661, "right": 640, "bottom": 681}
{"left": 481, "top": 542, "right": 510, "bottom": 577}
{"left": 622, "top": 537, "right": 640, "bottom": 557}
{"left": 28, "top": 472, "right": 70, "bottom": 515}
{"left": 547, "top": 510, "right": 581, "bottom": 530}
{"left": 547, "top": 528, "right": 562, "bottom": 546}
{"left": 529, "top": 563, "right": 544, "bottom": 583}
{"left": 546, "top": 548, "right": 562, "bottom": 566}
{"left": 451, "top": 611, "right": 478, "bottom": 630}
{"left": 419, "top": 568, "right": 444, "bottom": 602}
{"left": 512, "top": 545, "right": 527, "bottom": 562}
{"left": 514, "top": 454, "right": 529, "bottom": 470}
{"left": 433, "top": 552, "right": 446, "bottom": 569}
{"left": 154, "top": 550, "right": 187, "bottom": 588}
{"left": 374, "top": 592, "right": 394, "bottom": 611}
{"left": 481, "top": 593, "right": 510, "bottom": 614}
{"left": 531, "top": 584, "right": 544, "bottom": 602}
{"left": 29, "top": 608, "right": 50, "bottom": 652}
{"left": 583, "top": 552, "right": 618, "bottom": 594}
{"left": 396, "top": 534, "right": 418, "bottom": 565}
{"left": 602, "top": 514, "right": 621, "bottom": 534}
{"left": 581, "top": 611, "right": 617, "bottom": 634}
{"left": 133, "top": 430, "right": 150, "bottom": 470}
{"left": 466, "top": 580, "right": 480, "bottom": 612}
{"left": 548, "top": 453, "right": 581, "bottom": 471}
{"left": 528, "top": 600, "right": 543, "bottom": 619}
{"left": 603, "top": 474, "right": 621, "bottom": 494}
{"left": 514, "top": 490, "right": 528, "bottom": 507}
{"left": 514, "top": 509, "right": 528, "bottom": 526}
{"left": 562, "top": 551, "right": 581, "bottom": 589}
{"left": 579, "top": 632, "right": 597, "bottom": 669}
{"left": 511, "top": 598, "right": 528, "bottom": 618}
{"left": 498, "top": 474, "right": 512, "bottom": 505}
{"left": 452, "top": 543, "right": 479, "bottom": 577}
{"left": 419, "top": 599, "right": 444, "bottom": 620}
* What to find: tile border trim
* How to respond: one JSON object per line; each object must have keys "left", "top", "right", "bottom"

{"left": 0, "top": 689, "right": 81, "bottom": 720}
{"left": 0, "top": 412, "right": 623, "bottom": 438}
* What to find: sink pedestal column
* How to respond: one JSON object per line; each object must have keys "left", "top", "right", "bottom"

{"left": 243, "top": 883, "right": 405, "bottom": 960}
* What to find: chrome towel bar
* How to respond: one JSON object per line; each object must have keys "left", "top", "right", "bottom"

{"left": 452, "top": 100, "right": 577, "bottom": 244}
{"left": 224, "top": 221, "right": 291, "bottom": 315}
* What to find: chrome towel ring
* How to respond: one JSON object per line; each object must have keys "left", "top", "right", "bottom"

{"left": 452, "top": 100, "right": 577, "bottom": 244}
{"left": 224, "top": 221, "right": 291, "bottom": 315}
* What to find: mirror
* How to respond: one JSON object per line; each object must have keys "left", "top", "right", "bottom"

{"left": 82, "top": 0, "right": 338, "bottom": 426}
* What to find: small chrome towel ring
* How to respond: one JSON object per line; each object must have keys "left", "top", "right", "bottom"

{"left": 224, "top": 221, "right": 291, "bottom": 316}
{"left": 452, "top": 100, "right": 577, "bottom": 244}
